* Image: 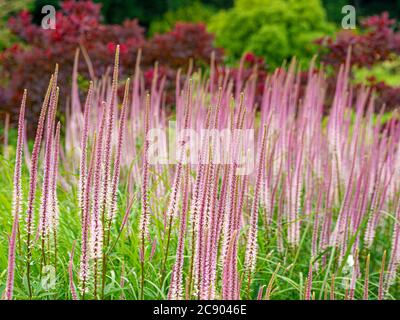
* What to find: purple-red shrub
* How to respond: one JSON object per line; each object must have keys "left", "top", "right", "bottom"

{"left": 0, "top": 0, "right": 144, "bottom": 132}
{"left": 146, "top": 23, "right": 223, "bottom": 69}
{"left": 316, "top": 12, "right": 400, "bottom": 111}
{"left": 317, "top": 12, "right": 400, "bottom": 68}
{"left": 143, "top": 22, "right": 224, "bottom": 105}
{"left": 0, "top": 1, "right": 224, "bottom": 133}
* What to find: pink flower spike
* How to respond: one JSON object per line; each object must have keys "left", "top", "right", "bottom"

{"left": 5, "top": 89, "right": 26, "bottom": 300}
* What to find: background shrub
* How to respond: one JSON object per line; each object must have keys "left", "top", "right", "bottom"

{"left": 0, "top": 0, "right": 144, "bottom": 130}
{"left": 208, "top": 0, "right": 334, "bottom": 69}
{"left": 0, "top": 0, "right": 223, "bottom": 132}
{"left": 31, "top": 0, "right": 233, "bottom": 28}
{"left": 316, "top": 12, "right": 400, "bottom": 111}
{"left": 0, "top": 0, "right": 33, "bottom": 51}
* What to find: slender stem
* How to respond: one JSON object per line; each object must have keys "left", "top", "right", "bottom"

{"left": 246, "top": 273, "right": 252, "bottom": 299}
{"left": 101, "top": 224, "right": 112, "bottom": 300}
{"left": 93, "top": 259, "right": 98, "bottom": 299}
{"left": 53, "top": 229, "right": 58, "bottom": 275}
{"left": 319, "top": 246, "right": 336, "bottom": 300}
{"left": 41, "top": 237, "right": 47, "bottom": 273}
{"left": 140, "top": 233, "right": 145, "bottom": 300}
{"left": 160, "top": 216, "right": 173, "bottom": 288}
{"left": 26, "top": 233, "right": 32, "bottom": 299}
{"left": 101, "top": 251, "right": 108, "bottom": 299}
{"left": 378, "top": 250, "right": 386, "bottom": 300}
{"left": 187, "top": 218, "right": 196, "bottom": 298}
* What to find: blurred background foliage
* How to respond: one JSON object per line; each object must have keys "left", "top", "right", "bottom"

{"left": 1, "top": 0, "right": 400, "bottom": 129}
{"left": 0, "top": 0, "right": 34, "bottom": 50}
{"left": 3, "top": 0, "right": 400, "bottom": 67}
{"left": 28, "top": 0, "right": 400, "bottom": 28}
{"left": 30, "top": 0, "right": 233, "bottom": 27}
{"left": 354, "top": 58, "right": 400, "bottom": 87}
{"left": 208, "top": 0, "right": 334, "bottom": 68}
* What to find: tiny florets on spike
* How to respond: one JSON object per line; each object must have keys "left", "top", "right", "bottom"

{"left": 5, "top": 90, "right": 26, "bottom": 300}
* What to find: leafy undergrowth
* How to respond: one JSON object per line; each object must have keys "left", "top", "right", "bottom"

{"left": 0, "top": 155, "right": 396, "bottom": 300}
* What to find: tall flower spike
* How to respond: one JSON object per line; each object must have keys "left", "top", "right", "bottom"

{"left": 140, "top": 93, "right": 151, "bottom": 240}
{"left": 79, "top": 135, "right": 97, "bottom": 299}
{"left": 101, "top": 46, "right": 119, "bottom": 235}
{"left": 25, "top": 76, "right": 52, "bottom": 298}
{"left": 244, "top": 124, "right": 268, "bottom": 283}
{"left": 192, "top": 108, "right": 213, "bottom": 296}
{"left": 5, "top": 90, "right": 26, "bottom": 300}
{"left": 385, "top": 199, "right": 400, "bottom": 293}
{"left": 165, "top": 80, "right": 192, "bottom": 221}
{"left": 139, "top": 93, "right": 151, "bottom": 300}
{"left": 50, "top": 122, "right": 61, "bottom": 233}
{"left": 108, "top": 78, "right": 130, "bottom": 223}
{"left": 91, "top": 102, "right": 108, "bottom": 297}
{"left": 168, "top": 165, "right": 190, "bottom": 300}
{"left": 49, "top": 121, "right": 61, "bottom": 274}
{"left": 26, "top": 75, "right": 52, "bottom": 240}
{"left": 78, "top": 82, "right": 93, "bottom": 214}
{"left": 39, "top": 82, "right": 59, "bottom": 241}
{"left": 200, "top": 93, "right": 223, "bottom": 299}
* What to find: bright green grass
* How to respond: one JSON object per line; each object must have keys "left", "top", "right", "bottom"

{"left": 0, "top": 146, "right": 399, "bottom": 300}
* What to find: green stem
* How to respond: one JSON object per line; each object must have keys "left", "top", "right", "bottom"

{"left": 160, "top": 216, "right": 173, "bottom": 289}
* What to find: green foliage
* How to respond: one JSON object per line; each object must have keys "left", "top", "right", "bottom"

{"left": 321, "top": 0, "right": 349, "bottom": 23}
{"left": 0, "top": 0, "right": 33, "bottom": 50}
{"left": 354, "top": 57, "right": 400, "bottom": 87}
{"left": 149, "top": 2, "right": 216, "bottom": 36}
{"left": 0, "top": 153, "right": 396, "bottom": 299}
{"left": 208, "top": 0, "right": 335, "bottom": 68}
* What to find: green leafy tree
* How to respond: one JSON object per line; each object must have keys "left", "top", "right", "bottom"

{"left": 208, "top": 0, "right": 334, "bottom": 68}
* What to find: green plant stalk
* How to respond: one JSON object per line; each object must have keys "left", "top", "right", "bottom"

{"left": 160, "top": 215, "right": 173, "bottom": 289}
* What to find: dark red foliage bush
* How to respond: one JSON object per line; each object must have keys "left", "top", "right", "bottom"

{"left": 146, "top": 23, "right": 224, "bottom": 69}
{"left": 0, "top": 0, "right": 224, "bottom": 132}
{"left": 1, "top": 0, "right": 145, "bottom": 131}
{"left": 316, "top": 12, "right": 400, "bottom": 68}
{"left": 316, "top": 12, "right": 400, "bottom": 112}
{"left": 143, "top": 22, "right": 224, "bottom": 105}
